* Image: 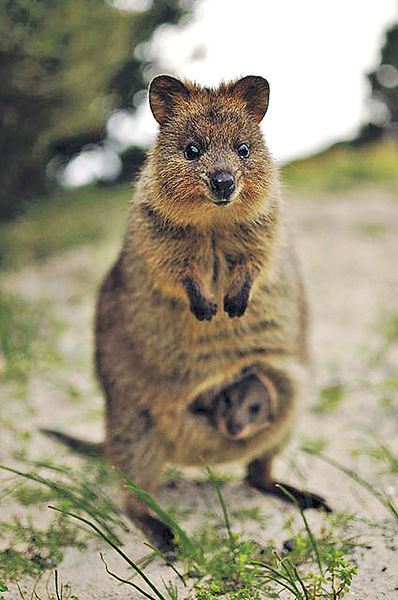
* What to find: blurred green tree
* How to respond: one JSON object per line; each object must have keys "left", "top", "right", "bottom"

{"left": 0, "top": 0, "right": 188, "bottom": 220}
{"left": 368, "top": 24, "right": 398, "bottom": 123}
{"left": 356, "top": 23, "right": 398, "bottom": 145}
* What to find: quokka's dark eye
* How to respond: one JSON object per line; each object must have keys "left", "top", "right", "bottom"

{"left": 237, "top": 143, "right": 250, "bottom": 158}
{"left": 184, "top": 143, "right": 201, "bottom": 160}
{"left": 249, "top": 403, "right": 260, "bottom": 415}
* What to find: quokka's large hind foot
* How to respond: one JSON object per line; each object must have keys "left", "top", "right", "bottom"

{"left": 248, "top": 478, "right": 332, "bottom": 512}
{"left": 246, "top": 456, "right": 332, "bottom": 512}
{"left": 124, "top": 492, "right": 177, "bottom": 556}
{"left": 133, "top": 512, "right": 176, "bottom": 554}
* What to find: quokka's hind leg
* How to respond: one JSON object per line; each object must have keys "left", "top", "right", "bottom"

{"left": 123, "top": 484, "right": 175, "bottom": 552}
{"left": 246, "top": 454, "right": 332, "bottom": 512}
{"left": 110, "top": 444, "right": 175, "bottom": 551}
{"left": 104, "top": 399, "right": 175, "bottom": 550}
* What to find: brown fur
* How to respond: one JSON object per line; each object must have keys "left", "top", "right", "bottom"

{"left": 91, "top": 75, "right": 329, "bottom": 548}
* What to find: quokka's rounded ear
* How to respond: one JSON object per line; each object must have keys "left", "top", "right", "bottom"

{"left": 149, "top": 75, "right": 190, "bottom": 125}
{"left": 230, "top": 76, "right": 270, "bottom": 123}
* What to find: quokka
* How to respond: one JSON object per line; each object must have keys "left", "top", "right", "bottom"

{"left": 45, "top": 75, "right": 330, "bottom": 550}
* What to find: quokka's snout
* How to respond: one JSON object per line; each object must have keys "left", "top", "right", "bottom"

{"left": 209, "top": 169, "right": 236, "bottom": 204}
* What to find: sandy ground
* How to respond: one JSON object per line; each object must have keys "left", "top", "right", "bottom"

{"left": 1, "top": 187, "right": 397, "bottom": 599}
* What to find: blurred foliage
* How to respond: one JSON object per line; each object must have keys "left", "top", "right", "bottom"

{"left": 282, "top": 141, "right": 398, "bottom": 193}
{"left": 294, "top": 21, "right": 398, "bottom": 187}
{"left": 355, "top": 23, "right": 398, "bottom": 145}
{"left": 312, "top": 383, "right": 347, "bottom": 415}
{"left": 118, "top": 145, "right": 147, "bottom": 183}
{"left": 367, "top": 23, "right": 398, "bottom": 129}
{"left": 0, "top": 0, "right": 188, "bottom": 220}
{"left": 0, "top": 185, "right": 129, "bottom": 270}
{"left": 0, "top": 293, "right": 42, "bottom": 382}
{"left": 381, "top": 311, "right": 398, "bottom": 346}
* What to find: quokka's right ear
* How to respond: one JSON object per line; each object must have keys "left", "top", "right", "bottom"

{"left": 149, "top": 75, "right": 190, "bottom": 125}
{"left": 229, "top": 76, "right": 270, "bottom": 123}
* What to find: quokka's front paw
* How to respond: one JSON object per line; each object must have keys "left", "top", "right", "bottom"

{"left": 224, "top": 286, "right": 250, "bottom": 318}
{"left": 183, "top": 275, "right": 217, "bottom": 321}
{"left": 190, "top": 296, "right": 218, "bottom": 321}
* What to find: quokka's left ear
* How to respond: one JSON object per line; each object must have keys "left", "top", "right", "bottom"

{"left": 229, "top": 76, "right": 270, "bottom": 123}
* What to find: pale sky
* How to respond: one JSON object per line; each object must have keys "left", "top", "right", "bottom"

{"left": 64, "top": 0, "right": 398, "bottom": 185}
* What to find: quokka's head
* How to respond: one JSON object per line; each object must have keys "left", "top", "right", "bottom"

{"left": 148, "top": 75, "right": 274, "bottom": 226}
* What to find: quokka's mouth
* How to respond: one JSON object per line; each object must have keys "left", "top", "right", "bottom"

{"left": 205, "top": 186, "right": 239, "bottom": 206}
{"left": 225, "top": 430, "right": 249, "bottom": 441}
{"left": 213, "top": 199, "right": 231, "bottom": 207}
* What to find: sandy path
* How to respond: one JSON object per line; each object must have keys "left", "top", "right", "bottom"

{"left": 1, "top": 187, "right": 397, "bottom": 599}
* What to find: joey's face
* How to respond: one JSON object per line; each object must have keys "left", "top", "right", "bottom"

{"left": 214, "top": 380, "right": 273, "bottom": 440}
{"left": 148, "top": 76, "right": 272, "bottom": 225}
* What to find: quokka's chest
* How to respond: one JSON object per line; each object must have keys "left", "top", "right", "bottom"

{"left": 190, "top": 231, "right": 263, "bottom": 296}
{"left": 194, "top": 235, "right": 229, "bottom": 294}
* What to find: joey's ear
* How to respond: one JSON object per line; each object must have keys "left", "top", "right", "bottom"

{"left": 149, "top": 75, "right": 190, "bottom": 125}
{"left": 230, "top": 76, "right": 270, "bottom": 123}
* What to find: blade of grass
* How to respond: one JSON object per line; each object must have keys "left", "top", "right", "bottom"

{"left": 205, "top": 466, "right": 234, "bottom": 551}
{"left": 144, "top": 543, "right": 187, "bottom": 587}
{"left": 276, "top": 484, "right": 324, "bottom": 577}
{"left": 0, "top": 464, "right": 122, "bottom": 544}
{"left": 99, "top": 553, "right": 158, "bottom": 600}
{"left": 252, "top": 561, "right": 304, "bottom": 597}
{"left": 162, "top": 579, "right": 179, "bottom": 600}
{"left": 121, "top": 475, "right": 196, "bottom": 557}
{"left": 0, "top": 480, "right": 22, "bottom": 502}
{"left": 134, "top": 549, "right": 161, "bottom": 571}
{"left": 16, "top": 582, "right": 26, "bottom": 600}
{"left": 29, "top": 572, "right": 44, "bottom": 600}
{"left": 279, "top": 567, "right": 306, "bottom": 599}
{"left": 49, "top": 506, "right": 167, "bottom": 600}
{"left": 261, "top": 577, "right": 302, "bottom": 597}
{"left": 303, "top": 449, "right": 398, "bottom": 520}
{"left": 25, "top": 459, "right": 127, "bottom": 529}
{"left": 279, "top": 558, "right": 308, "bottom": 600}
{"left": 285, "top": 558, "right": 311, "bottom": 600}
{"left": 54, "top": 570, "right": 61, "bottom": 600}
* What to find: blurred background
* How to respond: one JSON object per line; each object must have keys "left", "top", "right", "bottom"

{"left": 0, "top": 0, "right": 397, "bottom": 221}
{"left": 1, "top": 1, "right": 398, "bottom": 592}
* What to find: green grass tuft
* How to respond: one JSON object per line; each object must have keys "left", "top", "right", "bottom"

{"left": 303, "top": 448, "right": 398, "bottom": 521}
{"left": 381, "top": 312, "right": 398, "bottom": 346}
{"left": 0, "top": 460, "right": 360, "bottom": 599}
{"left": 282, "top": 141, "right": 398, "bottom": 194}
{"left": 352, "top": 441, "right": 398, "bottom": 475}
{"left": 0, "top": 184, "right": 129, "bottom": 271}
{"left": 313, "top": 383, "right": 346, "bottom": 414}
{"left": 0, "top": 457, "right": 128, "bottom": 582}
{"left": 0, "top": 293, "right": 62, "bottom": 384}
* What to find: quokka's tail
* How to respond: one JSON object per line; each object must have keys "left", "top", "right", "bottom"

{"left": 40, "top": 428, "right": 104, "bottom": 457}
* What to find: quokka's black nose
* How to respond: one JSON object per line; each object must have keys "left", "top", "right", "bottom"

{"left": 210, "top": 170, "right": 235, "bottom": 201}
